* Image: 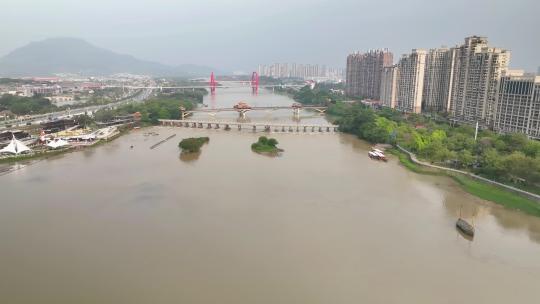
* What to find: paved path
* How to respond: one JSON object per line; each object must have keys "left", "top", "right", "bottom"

{"left": 396, "top": 145, "right": 540, "bottom": 202}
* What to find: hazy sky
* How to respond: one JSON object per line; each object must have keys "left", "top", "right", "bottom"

{"left": 1, "top": 0, "right": 539, "bottom": 72}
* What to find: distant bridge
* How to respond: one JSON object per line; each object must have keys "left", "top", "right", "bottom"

{"left": 159, "top": 119, "right": 339, "bottom": 133}
{"left": 105, "top": 71, "right": 306, "bottom": 95}
{"left": 182, "top": 105, "right": 327, "bottom": 119}
{"left": 103, "top": 84, "right": 303, "bottom": 90}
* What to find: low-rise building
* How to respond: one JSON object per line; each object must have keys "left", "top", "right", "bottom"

{"left": 45, "top": 95, "right": 74, "bottom": 103}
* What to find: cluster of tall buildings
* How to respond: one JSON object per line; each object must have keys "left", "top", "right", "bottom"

{"left": 346, "top": 36, "right": 540, "bottom": 139}
{"left": 258, "top": 63, "right": 344, "bottom": 81}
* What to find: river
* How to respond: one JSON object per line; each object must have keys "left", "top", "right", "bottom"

{"left": 1, "top": 87, "right": 539, "bottom": 303}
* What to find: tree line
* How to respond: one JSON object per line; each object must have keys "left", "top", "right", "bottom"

{"left": 93, "top": 91, "right": 204, "bottom": 125}
{"left": 0, "top": 94, "right": 58, "bottom": 115}
{"left": 330, "top": 102, "right": 540, "bottom": 192}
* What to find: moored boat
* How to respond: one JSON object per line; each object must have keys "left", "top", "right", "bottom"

{"left": 456, "top": 218, "right": 475, "bottom": 237}
{"left": 368, "top": 148, "right": 388, "bottom": 161}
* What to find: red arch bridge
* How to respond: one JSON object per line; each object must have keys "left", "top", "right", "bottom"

{"left": 104, "top": 72, "right": 304, "bottom": 93}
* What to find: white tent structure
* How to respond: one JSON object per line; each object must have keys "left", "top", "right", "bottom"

{"left": 46, "top": 138, "right": 70, "bottom": 149}
{"left": 0, "top": 136, "right": 32, "bottom": 155}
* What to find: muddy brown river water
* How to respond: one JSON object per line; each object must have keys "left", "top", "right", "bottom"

{"left": 1, "top": 88, "right": 539, "bottom": 303}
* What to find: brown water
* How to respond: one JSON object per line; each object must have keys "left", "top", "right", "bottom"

{"left": 1, "top": 88, "right": 540, "bottom": 303}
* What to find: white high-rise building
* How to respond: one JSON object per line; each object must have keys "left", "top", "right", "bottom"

{"left": 422, "top": 48, "right": 455, "bottom": 112}
{"left": 396, "top": 49, "right": 427, "bottom": 113}
{"left": 448, "top": 36, "right": 510, "bottom": 126}
{"left": 380, "top": 65, "right": 398, "bottom": 108}
{"left": 493, "top": 71, "right": 540, "bottom": 139}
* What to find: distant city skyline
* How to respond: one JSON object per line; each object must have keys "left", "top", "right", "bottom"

{"left": 1, "top": 0, "right": 539, "bottom": 72}
{"left": 257, "top": 63, "right": 344, "bottom": 81}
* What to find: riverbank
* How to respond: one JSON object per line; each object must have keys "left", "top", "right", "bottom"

{"left": 389, "top": 147, "right": 540, "bottom": 217}
{"left": 0, "top": 126, "right": 129, "bottom": 166}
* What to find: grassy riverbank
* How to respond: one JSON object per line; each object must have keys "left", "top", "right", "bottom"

{"left": 329, "top": 102, "right": 540, "bottom": 194}
{"left": 390, "top": 148, "right": 540, "bottom": 217}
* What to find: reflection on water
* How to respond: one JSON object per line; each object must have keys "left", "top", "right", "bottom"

{"left": 179, "top": 151, "right": 201, "bottom": 162}
{"left": 456, "top": 227, "right": 475, "bottom": 242}
{"left": 0, "top": 88, "right": 539, "bottom": 303}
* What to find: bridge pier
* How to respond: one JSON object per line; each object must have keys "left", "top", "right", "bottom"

{"left": 282, "top": 126, "right": 285, "bottom": 132}
{"left": 192, "top": 122, "right": 197, "bottom": 128}
{"left": 303, "top": 126, "right": 307, "bottom": 132}
{"left": 238, "top": 124, "right": 242, "bottom": 131}
{"left": 289, "top": 126, "right": 293, "bottom": 132}
{"left": 311, "top": 126, "right": 315, "bottom": 132}
{"left": 265, "top": 126, "right": 270, "bottom": 132}
{"left": 184, "top": 122, "right": 189, "bottom": 127}
{"left": 252, "top": 125, "right": 256, "bottom": 132}
{"left": 326, "top": 127, "right": 330, "bottom": 132}
{"left": 198, "top": 123, "right": 203, "bottom": 128}
{"left": 296, "top": 126, "right": 299, "bottom": 132}
{"left": 207, "top": 123, "right": 212, "bottom": 129}
{"left": 319, "top": 127, "right": 322, "bottom": 132}
{"left": 237, "top": 110, "right": 249, "bottom": 119}
{"left": 225, "top": 124, "right": 231, "bottom": 130}
{"left": 293, "top": 108, "right": 301, "bottom": 119}
{"left": 215, "top": 124, "right": 220, "bottom": 129}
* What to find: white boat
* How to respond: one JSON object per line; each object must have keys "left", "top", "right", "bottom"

{"left": 368, "top": 149, "right": 388, "bottom": 161}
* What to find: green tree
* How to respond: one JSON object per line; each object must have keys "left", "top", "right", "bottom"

{"left": 479, "top": 148, "right": 506, "bottom": 178}
{"left": 74, "top": 114, "right": 94, "bottom": 128}
{"left": 457, "top": 149, "right": 475, "bottom": 168}
{"left": 503, "top": 152, "right": 540, "bottom": 184}
{"left": 266, "top": 138, "right": 278, "bottom": 147}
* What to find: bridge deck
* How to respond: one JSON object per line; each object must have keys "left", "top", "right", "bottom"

{"left": 189, "top": 106, "right": 327, "bottom": 112}
{"left": 159, "top": 119, "right": 338, "bottom": 129}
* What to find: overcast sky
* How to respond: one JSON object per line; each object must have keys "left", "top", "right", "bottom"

{"left": 1, "top": 0, "right": 539, "bottom": 72}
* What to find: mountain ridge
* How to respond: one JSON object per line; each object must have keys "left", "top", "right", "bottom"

{"left": 0, "top": 38, "right": 218, "bottom": 77}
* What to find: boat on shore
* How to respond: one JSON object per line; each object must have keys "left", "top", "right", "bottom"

{"left": 456, "top": 218, "right": 475, "bottom": 237}
{"left": 368, "top": 148, "right": 387, "bottom": 162}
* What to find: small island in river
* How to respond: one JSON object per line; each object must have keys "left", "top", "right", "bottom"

{"left": 251, "top": 136, "right": 283, "bottom": 155}
{"left": 178, "top": 137, "right": 209, "bottom": 153}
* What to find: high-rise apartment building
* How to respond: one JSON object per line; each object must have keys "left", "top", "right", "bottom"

{"left": 346, "top": 49, "right": 393, "bottom": 99}
{"left": 493, "top": 71, "right": 540, "bottom": 139}
{"left": 396, "top": 49, "right": 427, "bottom": 114}
{"left": 448, "top": 36, "right": 510, "bottom": 126}
{"left": 380, "top": 65, "right": 398, "bottom": 108}
{"left": 422, "top": 48, "right": 455, "bottom": 112}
